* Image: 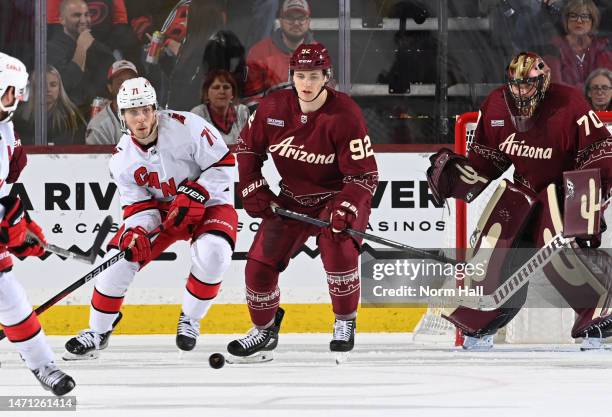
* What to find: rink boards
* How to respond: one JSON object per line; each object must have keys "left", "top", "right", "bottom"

{"left": 9, "top": 151, "right": 450, "bottom": 334}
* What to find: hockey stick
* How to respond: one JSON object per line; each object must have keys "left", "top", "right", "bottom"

{"left": 0, "top": 224, "right": 163, "bottom": 342}
{"left": 274, "top": 207, "right": 458, "bottom": 264}
{"left": 25, "top": 216, "right": 114, "bottom": 264}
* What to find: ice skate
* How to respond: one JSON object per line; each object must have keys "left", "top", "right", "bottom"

{"left": 63, "top": 312, "right": 122, "bottom": 360}
{"left": 330, "top": 318, "right": 356, "bottom": 364}
{"left": 32, "top": 362, "right": 75, "bottom": 396}
{"left": 176, "top": 312, "right": 200, "bottom": 352}
{"left": 226, "top": 307, "right": 284, "bottom": 363}
{"left": 462, "top": 334, "right": 494, "bottom": 351}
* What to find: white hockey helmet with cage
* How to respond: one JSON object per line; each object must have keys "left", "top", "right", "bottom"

{"left": 0, "top": 52, "right": 29, "bottom": 120}
{"left": 116, "top": 77, "right": 157, "bottom": 133}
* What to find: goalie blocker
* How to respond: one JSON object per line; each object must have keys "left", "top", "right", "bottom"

{"left": 441, "top": 169, "right": 612, "bottom": 339}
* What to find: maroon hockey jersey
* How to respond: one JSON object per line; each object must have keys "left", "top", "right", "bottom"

{"left": 468, "top": 83, "right": 612, "bottom": 195}
{"left": 237, "top": 88, "right": 378, "bottom": 210}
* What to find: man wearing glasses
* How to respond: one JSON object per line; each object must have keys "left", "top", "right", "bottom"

{"left": 243, "top": 0, "right": 315, "bottom": 100}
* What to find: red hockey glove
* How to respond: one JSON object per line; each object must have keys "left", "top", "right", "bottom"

{"left": 322, "top": 200, "right": 358, "bottom": 241}
{"left": 165, "top": 181, "right": 209, "bottom": 232}
{"left": 6, "top": 145, "right": 26, "bottom": 184}
{"left": 10, "top": 214, "right": 47, "bottom": 257}
{"left": 239, "top": 177, "right": 278, "bottom": 220}
{"left": 0, "top": 196, "right": 27, "bottom": 248}
{"left": 120, "top": 226, "right": 152, "bottom": 262}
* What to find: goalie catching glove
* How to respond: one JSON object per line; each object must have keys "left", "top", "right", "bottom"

{"left": 426, "top": 148, "right": 490, "bottom": 206}
{"left": 165, "top": 180, "right": 209, "bottom": 232}
{"left": 239, "top": 177, "right": 279, "bottom": 220}
{"left": 120, "top": 226, "right": 151, "bottom": 262}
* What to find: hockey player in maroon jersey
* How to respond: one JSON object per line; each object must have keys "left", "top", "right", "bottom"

{"left": 427, "top": 51, "right": 612, "bottom": 350}
{"left": 64, "top": 77, "right": 238, "bottom": 359}
{"left": 227, "top": 43, "right": 378, "bottom": 360}
{"left": 0, "top": 53, "right": 75, "bottom": 395}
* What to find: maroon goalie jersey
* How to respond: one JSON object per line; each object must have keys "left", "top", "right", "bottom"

{"left": 469, "top": 83, "right": 612, "bottom": 196}
{"left": 237, "top": 87, "right": 378, "bottom": 209}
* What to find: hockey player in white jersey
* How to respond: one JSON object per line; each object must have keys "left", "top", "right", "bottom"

{"left": 64, "top": 77, "right": 237, "bottom": 359}
{"left": 0, "top": 52, "right": 75, "bottom": 395}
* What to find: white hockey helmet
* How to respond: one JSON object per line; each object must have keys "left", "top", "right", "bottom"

{"left": 0, "top": 52, "right": 29, "bottom": 119}
{"left": 116, "top": 77, "right": 157, "bottom": 132}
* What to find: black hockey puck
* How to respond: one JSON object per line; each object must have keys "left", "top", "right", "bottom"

{"left": 209, "top": 353, "right": 225, "bottom": 369}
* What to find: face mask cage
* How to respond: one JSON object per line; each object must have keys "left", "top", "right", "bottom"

{"left": 507, "top": 74, "right": 547, "bottom": 117}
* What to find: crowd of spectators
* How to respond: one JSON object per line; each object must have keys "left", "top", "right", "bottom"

{"left": 0, "top": 0, "right": 610, "bottom": 145}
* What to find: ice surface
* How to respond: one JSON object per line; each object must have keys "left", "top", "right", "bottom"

{"left": 1, "top": 334, "right": 611, "bottom": 417}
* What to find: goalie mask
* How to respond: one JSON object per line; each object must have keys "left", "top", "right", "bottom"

{"left": 505, "top": 52, "right": 551, "bottom": 127}
{"left": 0, "top": 52, "right": 29, "bottom": 122}
{"left": 116, "top": 77, "right": 158, "bottom": 134}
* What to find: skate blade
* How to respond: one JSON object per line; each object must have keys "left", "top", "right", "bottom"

{"left": 580, "top": 344, "right": 612, "bottom": 351}
{"left": 226, "top": 352, "right": 274, "bottom": 364}
{"left": 334, "top": 352, "right": 350, "bottom": 365}
{"left": 62, "top": 350, "right": 99, "bottom": 361}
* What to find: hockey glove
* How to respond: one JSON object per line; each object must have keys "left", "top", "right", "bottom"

{"left": 166, "top": 181, "right": 209, "bottom": 232}
{"left": 0, "top": 196, "right": 27, "bottom": 248}
{"left": 7, "top": 145, "right": 26, "bottom": 184}
{"left": 426, "top": 148, "right": 465, "bottom": 206}
{"left": 239, "top": 177, "right": 279, "bottom": 220}
{"left": 10, "top": 214, "right": 47, "bottom": 257}
{"left": 322, "top": 199, "right": 358, "bottom": 241}
{"left": 120, "top": 226, "right": 152, "bottom": 263}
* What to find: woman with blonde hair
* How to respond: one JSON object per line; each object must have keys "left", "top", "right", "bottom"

{"left": 15, "top": 65, "right": 86, "bottom": 145}
{"left": 546, "top": 0, "right": 612, "bottom": 90}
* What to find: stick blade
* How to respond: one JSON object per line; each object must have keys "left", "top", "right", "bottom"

{"left": 87, "top": 216, "right": 114, "bottom": 264}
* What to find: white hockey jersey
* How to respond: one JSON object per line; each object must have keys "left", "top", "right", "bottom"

{"left": 0, "top": 120, "right": 18, "bottom": 199}
{"left": 109, "top": 110, "right": 235, "bottom": 230}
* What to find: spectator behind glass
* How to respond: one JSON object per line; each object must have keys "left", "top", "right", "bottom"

{"left": 47, "top": 0, "right": 141, "bottom": 68}
{"left": 584, "top": 67, "right": 612, "bottom": 111}
{"left": 154, "top": 1, "right": 226, "bottom": 111}
{"left": 47, "top": 0, "right": 115, "bottom": 110}
{"left": 85, "top": 60, "right": 138, "bottom": 145}
{"left": 191, "top": 69, "right": 250, "bottom": 145}
{"left": 243, "top": 0, "right": 315, "bottom": 99}
{"left": 545, "top": 0, "right": 612, "bottom": 90}
{"left": 15, "top": 65, "right": 86, "bottom": 145}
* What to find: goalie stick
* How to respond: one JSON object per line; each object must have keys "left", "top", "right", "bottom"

{"left": 0, "top": 222, "right": 163, "bottom": 342}
{"left": 274, "top": 207, "right": 456, "bottom": 264}
{"left": 25, "top": 215, "right": 114, "bottom": 264}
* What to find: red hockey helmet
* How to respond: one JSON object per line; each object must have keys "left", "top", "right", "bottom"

{"left": 289, "top": 43, "right": 332, "bottom": 77}
{"left": 505, "top": 52, "right": 551, "bottom": 119}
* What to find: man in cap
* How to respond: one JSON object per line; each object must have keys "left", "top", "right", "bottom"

{"left": 85, "top": 60, "right": 138, "bottom": 145}
{"left": 243, "top": 0, "right": 315, "bottom": 99}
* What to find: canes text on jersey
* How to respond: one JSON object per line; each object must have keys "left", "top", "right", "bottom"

{"left": 134, "top": 167, "right": 177, "bottom": 197}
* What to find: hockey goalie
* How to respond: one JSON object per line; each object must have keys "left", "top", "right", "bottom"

{"left": 426, "top": 51, "right": 612, "bottom": 350}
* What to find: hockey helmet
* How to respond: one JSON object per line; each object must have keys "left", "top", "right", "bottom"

{"left": 505, "top": 52, "right": 550, "bottom": 118}
{"left": 289, "top": 43, "right": 332, "bottom": 78}
{"left": 116, "top": 77, "right": 157, "bottom": 133}
{"left": 0, "top": 52, "right": 29, "bottom": 120}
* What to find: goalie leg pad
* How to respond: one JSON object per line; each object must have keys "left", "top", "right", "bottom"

{"left": 444, "top": 180, "right": 537, "bottom": 336}
{"left": 534, "top": 183, "right": 612, "bottom": 337}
